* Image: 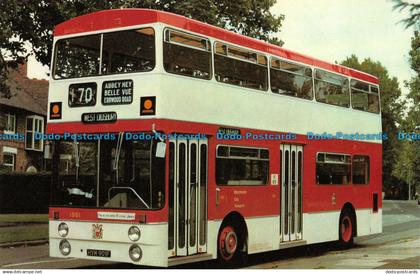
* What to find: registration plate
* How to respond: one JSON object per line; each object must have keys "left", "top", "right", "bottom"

{"left": 87, "top": 249, "right": 111, "bottom": 257}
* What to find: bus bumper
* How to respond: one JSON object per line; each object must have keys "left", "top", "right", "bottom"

{"left": 49, "top": 220, "right": 168, "bottom": 267}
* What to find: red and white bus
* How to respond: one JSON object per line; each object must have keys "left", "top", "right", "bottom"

{"left": 47, "top": 9, "right": 382, "bottom": 267}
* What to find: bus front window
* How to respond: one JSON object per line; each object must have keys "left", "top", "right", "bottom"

{"left": 99, "top": 137, "right": 165, "bottom": 209}
{"left": 53, "top": 27, "right": 155, "bottom": 79}
{"left": 52, "top": 141, "right": 98, "bottom": 207}
{"left": 51, "top": 135, "right": 165, "bottom": 209}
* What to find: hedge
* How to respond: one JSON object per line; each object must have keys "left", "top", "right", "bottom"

{"left": 0, "top": 173, "right": 50, "bottom": 214}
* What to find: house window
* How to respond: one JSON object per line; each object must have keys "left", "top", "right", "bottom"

{"left": 4, "top": 113, "right": 16, "bottom": 133}
{"left": 25, "top": 115, "right": 44, "bottom": 151}
{"left": 3, "top": 153, "right": 15, "bottom": 171}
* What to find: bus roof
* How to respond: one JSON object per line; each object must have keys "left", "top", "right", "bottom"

{"left": 54, "top": 9, "right": 379, "bottom": 85}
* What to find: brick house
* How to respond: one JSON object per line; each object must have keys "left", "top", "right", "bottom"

{"left": 0, "top": 63, "right": 48, "bottom": 172}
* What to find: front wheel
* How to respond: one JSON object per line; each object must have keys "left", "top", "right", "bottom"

{"left": 217, "top": 224, "right": 244, "bottom": 267}
{"left": 338, "top": 209, "right": 354, "bottom": 248}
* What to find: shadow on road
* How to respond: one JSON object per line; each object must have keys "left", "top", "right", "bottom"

{"left": 80, "top": 241, "right": 367, "bottom": 269}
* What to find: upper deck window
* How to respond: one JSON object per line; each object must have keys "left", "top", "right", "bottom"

{"left": 270, "top": 59, "right": 313, "bottom": 100}
{"left": 54, "top": 34, "right": 101, "bottom": 79}
{"left": 102, "top": 28, "right": 155, "bottom": 74}
{"left": 163, "top": 29, "right": 211, "bottom": 80}
{"left": 53, "top": 28, "right": 155, "bottom": 79}
{"left": 214, "top": 42, "right": 268, "bottom": 91}
{"left": 315, "top": 69, "right": 350, "bottom": 107}
{"left": 351, "top": 80, "right": 380, "bottom": 114}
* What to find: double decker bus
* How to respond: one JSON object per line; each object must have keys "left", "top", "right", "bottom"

{"left": 48, "top": 9, "right": 382, "bottom": 267}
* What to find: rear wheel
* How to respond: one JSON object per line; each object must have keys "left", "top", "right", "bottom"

{"left": 339, "top": 209, "right": 354, "bottom": 248}
{"left": 217, "top": 224, "right": 244, "bottom": 267}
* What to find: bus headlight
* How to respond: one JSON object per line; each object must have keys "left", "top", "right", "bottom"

{"left": 128, "top": 226, "right": 141, "bottom": 242}
{"left": 58, "top": 223, "right": 69, "bottom": 237}
{"left": 129, "top": 244, "right": 142, "bottom": 262}
{"left": 59, "top": 239, "right": 71, "bottom": 256}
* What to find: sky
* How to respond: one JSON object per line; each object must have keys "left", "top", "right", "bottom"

{"left": 27, "top": 0, "right": 415, "bottom": 95}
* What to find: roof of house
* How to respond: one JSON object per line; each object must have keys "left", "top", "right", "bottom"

{"left": 54, "top": 8, "right": 379, "bottom": 84}
{"left": 0, "top": 63, "right": 48, "bottom": 116}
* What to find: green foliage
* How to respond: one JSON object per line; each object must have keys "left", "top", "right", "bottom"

{"left": 0, "top": 0, "right": 284, "bottom": 97}
{"left": 404, "top": 31, "right": 420, "bottom": 130}
{"left": 396, "top": 30, "right": 420, "bottom": 192}
{"left": 340, "top": 55, "right": 404, "bottom": 191}
{"left": 393, "top": 140, "right": 420, "bottom": 192}
{"left": 392, "top": 0, "right": 420, "bottom": 29}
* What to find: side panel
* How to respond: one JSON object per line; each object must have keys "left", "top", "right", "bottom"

{"left": 356, "top": 209, "right": 372, "bottom": 236}
{"left": 245, "top": 216, "right": 279, "bottom": 254}
{"left": 303, "top": 212, "right": 340, "bottom": 244}
{"left": 370, "top": 209, "right": 383, "bottom": 234}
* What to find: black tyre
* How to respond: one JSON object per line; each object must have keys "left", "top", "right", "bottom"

{"left": 338, "top": 208, "right": 354, "bottom": 248}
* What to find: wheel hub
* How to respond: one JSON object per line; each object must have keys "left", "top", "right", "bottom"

{"left": 341, "top": 216, "right": 352, "bottom": 242}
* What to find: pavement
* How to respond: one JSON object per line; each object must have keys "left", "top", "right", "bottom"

{"left": 0, "top": 200, "right": 419, "bottom": 269}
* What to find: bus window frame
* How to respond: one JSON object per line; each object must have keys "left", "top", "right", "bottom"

{"left": 269, "top": 57, "right": 314, "bottom": 100}
{"left": 315, "top": 152, "right": 352, "bottom": 185}
{"left": 215, "top": 144, "right": 270, "bottom": 186}
{"left": 163, "top": 27, "right": 212, "bottom": 80}
{"left": 315, "top": 152, "right": 372, "bottom": 185}
{"left": 213, "top": 41, "right": 269, "bottom": 92}
{"left": 164, "top": 28, "right": 211, "bottom": 52}
{"left": 52, "top": 26, "right": 156, "bottom": 80}
{"left": 314, "top": 68, "right": 351, "bottom": 108}
{"left": 350, "top": 79, "right": 381, "bottom": 114}
{"left": 352, "top": 155, "right": 371, "bottom": 185}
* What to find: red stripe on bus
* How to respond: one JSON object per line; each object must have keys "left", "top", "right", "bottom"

{"left": 49, "top": 207, "right": 167, "bottom": 223}
{"left": 47, "top": 119, "right": 382, "bottom": 218}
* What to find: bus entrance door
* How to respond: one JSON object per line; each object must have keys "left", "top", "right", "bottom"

{"left": 280, "top": 144, "right": 303, "bottom": 242}
{"left": 168, "top": 138, "right": 208, "bottom": 257}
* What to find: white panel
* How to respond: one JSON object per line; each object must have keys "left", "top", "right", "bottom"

{"left": 303, "top": 211, "right": 340, "bottom": 244}
{"left": 355, "top": 209, "right": 372, "bottom": 236}
{"left": 50, "top": 237, "right": 167, "bottom": 267}
{"left": 206, "top": 220, "right": 222, "bottom": 259}
{"left": 245, "top": 216, "right": 279, "bottom": 254}
{"left": 49, "top": 221, "right": 167, "bottom": 267}
{"left": 370, "top": 209, "right": 382, "bottom": 234}
{"left": 159, "top": 75, "right": 382, "bottom": 143}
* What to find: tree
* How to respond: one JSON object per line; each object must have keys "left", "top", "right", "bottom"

{"left": 395, "top": 30, "right": 420, "bottom": 199}
{"left": 392, "top": 0, "right": 420, "bottom": 28}
{"left": 340, "top": 55, "right": 405, "bottom": 193}
{"left": 0, "top": 0, "right": 284, "bottom": 97}
{"left": 405, "top": 31, "right": 420, "bottom": 129}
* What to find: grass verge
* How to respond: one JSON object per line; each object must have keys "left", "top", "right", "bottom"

{"left": 0, "top": 214, "right": 48, "bottom": 223}
{"left": 0, "top": 214, "right": 48, "bottom": 243}
{"left": 0, "top": 224, "right": 48, "bottom": 243}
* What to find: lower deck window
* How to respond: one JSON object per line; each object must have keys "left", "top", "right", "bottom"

{"left": 316, "top": 153, "right": 351, "bottom": 184}
{"left": 216, "top": 146, "right": 269, "bottom": 185}
{"left": 352, "top": 155, "right": 370, "bottom": 184}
